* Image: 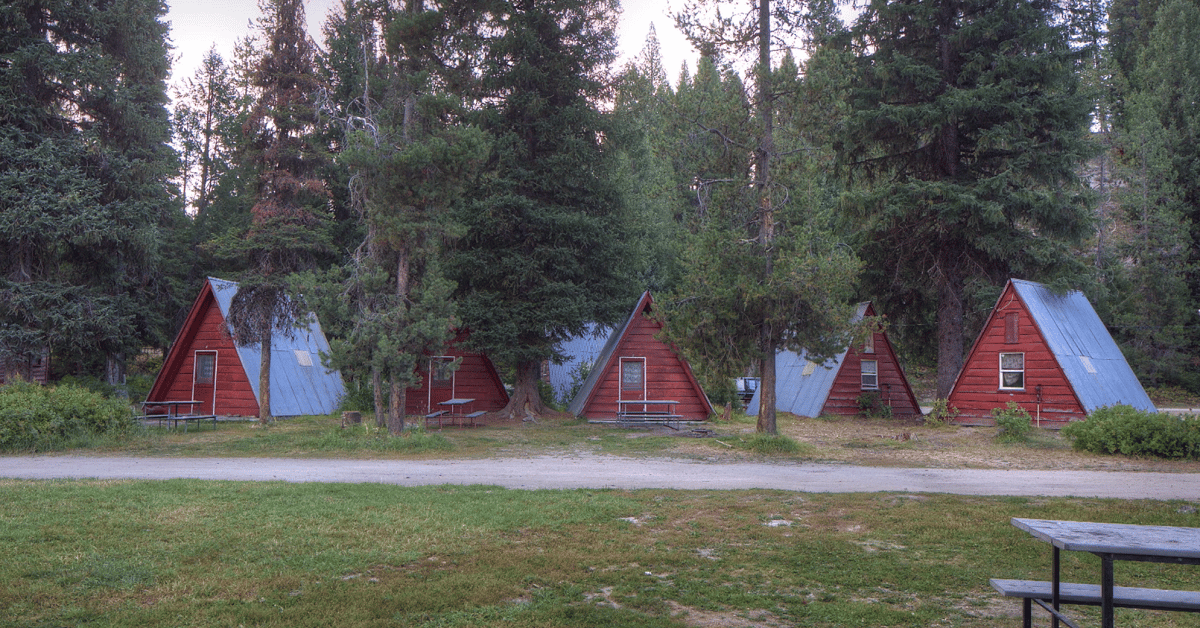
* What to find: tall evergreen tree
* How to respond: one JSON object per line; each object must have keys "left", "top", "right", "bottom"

{"left": 664, "top": 0, "right": 862, "bottom": 433}
{"left": 0, "top": 0, "right": 178, "bottom": 385}
{"left": 447, "top": 0, "right": 638, "bottom": 420}
{"left": 173, "top": 47, "right": 240, "bottom": 217}
{"left": 840, "top": 0, "right": 1095, "bottom": 399}
{"left": 225, "top": 0, "right": 333, "bottom": 424}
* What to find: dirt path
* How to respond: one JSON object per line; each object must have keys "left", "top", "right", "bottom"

{"left": 2, "top": 454, "right": 1198, "bottom": 500}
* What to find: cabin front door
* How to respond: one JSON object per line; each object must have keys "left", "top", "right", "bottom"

{"left": 192, "top": 351, "right": 217, "bottom": 414}
{"left": 426, "top": 356, "right": 456, "bottom": 413}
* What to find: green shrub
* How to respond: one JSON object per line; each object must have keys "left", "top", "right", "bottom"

{"left": 0, "top": 382, "right": 134, "bottom": 451}
{"left": 337, "top": 379, "right": 375, "bottom": 413}
{"left": 1061, "top": 405, "right": 1200, "bottom": 459}
{"left": 992, "top": 402, "right": 1033, "bottom": 443}
{"left": 743, "top": 433, "right": 812, "bottom": 455}
{"left": 925, "top": 398, "right": 959, "bottom": 426}
{"left": 856, "top": 391, "right": 893, "bottom": 419}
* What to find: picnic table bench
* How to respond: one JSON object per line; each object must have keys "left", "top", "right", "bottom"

{"left": 425, "top": 399, "right": 484, "bottom": 428}
{"left": 586, "top": 400, "right": 684, "bottom": 430}
{"left": 140, "top": 400, "right": 218, "bottom": 433}
{"left": 994, "top": 518, "right": 1200, "bottom": 628}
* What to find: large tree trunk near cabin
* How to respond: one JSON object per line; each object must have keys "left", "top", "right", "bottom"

{"left": 104, "top": 352, "right": 126, "bottom": 394}
{"left": 935, "top": 265, "right": 965, "bottom": 400}
{"left": 756, "top": 333, "right": 778, "bottom": 435}
{"left": 259, "top": 333, "right": 272, "bottom": 425}
{"left": 388, "top": 380, "right": 406, "bottom": 434}
{"left": 498, "top": 359, "right": 548, "bottom": 420}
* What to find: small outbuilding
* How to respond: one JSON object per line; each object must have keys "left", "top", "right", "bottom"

{"left": 746, "top": 302, "right": 921, "bottom": 418}
{"left": 403, "top": 329, "right": 509, "bottom": 417}
{"left": 145, "top": 277, "right": 345, "bottom": 417}
{"left": 567, "top": 292, "right": 713, "bottom": 422}
{"left": 0, "top": 347, "right": 50, "bottom": 385}
{"left": 947, "top": 278, "right": 1156, "bottom": 426}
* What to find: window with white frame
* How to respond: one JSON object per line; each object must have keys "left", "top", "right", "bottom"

{"left": 430, "top": 357, "right": 454, "bottom": 388}
{"left": 861, "top": 360, "right": 878, "bottom": 390}
{"left": 621, "top": 359, "right": 644, "bottom": 391}
{"left": 999, "top": 352, "right": 1024, "bottom": 389}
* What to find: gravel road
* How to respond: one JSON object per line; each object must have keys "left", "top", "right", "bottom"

{"left": 1, "top": 454, "right": 1197, "bottom": 500}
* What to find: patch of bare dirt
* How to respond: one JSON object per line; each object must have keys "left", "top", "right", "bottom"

{"left": 666, "top": 415, "right": 1200, "bottom": 473}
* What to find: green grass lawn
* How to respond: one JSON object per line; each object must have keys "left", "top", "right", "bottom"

{"left": 2, "top": 479, "right": 1198, "bottom": 627}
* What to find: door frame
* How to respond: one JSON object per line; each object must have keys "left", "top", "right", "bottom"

{"left": 192, "top": 350, "right": 218, "bottom": 414}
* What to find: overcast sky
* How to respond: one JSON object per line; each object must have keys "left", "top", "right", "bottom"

{"left": 165, "top": 0, "right": 698, "bottom": 92}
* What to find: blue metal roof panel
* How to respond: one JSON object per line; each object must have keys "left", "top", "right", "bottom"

{"left": 1011, "top": 279, "right": 1155, "bottom": 413}
{"left": 209, "top": 278, "right": 346, "bottom": 416}
{"left": 746, "top": 303, "right": 867, "bottom": 418}
{"left": 549, "top": 323, "right": 613, "bottom": 404}
{"left": 746, "top": 348, "right": 849, "bottom": 418}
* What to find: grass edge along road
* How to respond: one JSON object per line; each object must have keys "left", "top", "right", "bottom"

{"left": 3, "top": 479, "right": 1199, "bottom": 627}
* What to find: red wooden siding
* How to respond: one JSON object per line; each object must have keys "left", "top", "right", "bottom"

{"left": 948, "top": 285, "right": 1084, "bottom": 425}
{"left": 146, "top": 283, "right": 259, "bottom": 417}
{"left": 822, "top": 326, "right": 921, "bottom": 417}
{"left": 579, "top": 304, "right": 712, "bottom": 421}
{"left": 403, "top": 332, "right": 509, "bottom": 416}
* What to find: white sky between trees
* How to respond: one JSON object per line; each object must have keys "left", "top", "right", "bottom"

{"left": 164, "top": 0, "right": 698, "bottom": 95}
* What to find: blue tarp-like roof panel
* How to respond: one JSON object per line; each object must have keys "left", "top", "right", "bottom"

{"left": 1011, "top": 279, "right": 1155, "bottom": 413}
{"left": 209, "top": 278, "right": 346, "bottom": 416}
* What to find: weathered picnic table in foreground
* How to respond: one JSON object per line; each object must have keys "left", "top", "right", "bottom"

{"left": 992, "top": 518, "right": 1200, "bottom": 628}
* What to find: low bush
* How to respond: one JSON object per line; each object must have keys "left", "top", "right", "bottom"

{"left": 742, "top": 433, "right": 812, "bottom": 455}
{"left": 1061, "top": 405, "right": 1200, "bottom": 459}
{"left": 992, "top": 402, "right": 1033, "bottom": 443}
{"left": 0, "top": 381, "right": 134, "bottom": 451}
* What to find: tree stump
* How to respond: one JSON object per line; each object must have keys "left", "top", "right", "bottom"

{"left": 341, "top": 411, "right": 362, "bottom": 428}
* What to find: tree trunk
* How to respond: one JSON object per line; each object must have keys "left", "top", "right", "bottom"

{"left": 756, "top": 333, "right": 777, "bottom": 435}
{"left": 372, "top": 365, "right": 385, "bottom": 428}
{"left": 498, "top": 359, "right": 546, "bottom": 420}
{"left": 388, "top": 379, "right": 406, "bottom": 434}
{"left": 259, "top": 332, "right": 273, "bottom": 425}
{"left": 935, "top": 264, "right": 964, "bottom": 399}
{"left": 104, "top": 351, "right": 126, "bottom": 394}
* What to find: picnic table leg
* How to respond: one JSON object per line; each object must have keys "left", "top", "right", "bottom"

{"left": 1100, "top": 553, "right": 1114, "bottom": 628}
{"left": 1052, "top": 547, "right": 1061, "bottom": 628}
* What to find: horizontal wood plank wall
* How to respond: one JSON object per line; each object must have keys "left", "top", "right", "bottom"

{"left": 159, "top": 294, "right": 258, "bottom": 417}
{"left": 823, "top": 330, "right": 921, "bottom": 417}
{"left": 949, "top": 287, "right": 1084, "bottom": 424}
{"left": 404, "top": 346, "right": 509, "bottom": 416}
{"left": 582, "top": 310, "right": 710, "bottom": 420}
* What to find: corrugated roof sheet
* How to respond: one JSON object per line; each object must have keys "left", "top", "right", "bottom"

{"left": 548, "top": 323, "right": 613, "bottom": 404}
{"left": 1011, "top": 279, "right": 1156, "bottom": 413}
{"left": 746, "top": 303, "right": 868, "bottom": 418}
{"left": 209, "top": 278, "right": 346, "bottom": 416}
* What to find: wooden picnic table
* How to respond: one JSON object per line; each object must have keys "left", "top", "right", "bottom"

{"left": 994, "top": 518, "right": 1200, "bottom": 628}
{"left": 426, "top": 398, "right": 483, "bottom": 428}
{"left": 140, "top": 400, "right": 216, "bottom": 432}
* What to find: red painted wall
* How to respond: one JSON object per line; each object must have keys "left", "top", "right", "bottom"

{"left": 822, "top": 326, "right": 921, "bottom": 417}
{"left": 948, "top": 285, "right": 1084, "bottom": 425}
{"left": 404, "top": 333, "right": 509, "bottom": 416}
{"left": 146, "top": 282, "right": 259, "bottom": 417}
{"left": 579, "top": 304, "right": 712, "bottom": 421}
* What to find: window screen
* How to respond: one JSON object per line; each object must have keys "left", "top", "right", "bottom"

{"left": 621, "top": 360, "right": 644, "bottom": 391}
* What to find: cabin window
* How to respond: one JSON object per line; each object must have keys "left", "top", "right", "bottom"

{"left": 621, "top": 359, "right": 644, "bottom": 391}
{"left": 430, "top": 357, "right": 454, "bottom": 388}
{"left": 999, "top": 352, "right": 1024, "bottom": 389}
{"left": 861, "top": 360, "right": 878, "bottom": 390}
{"left": 1005, "top": 312, "right": 1019, "bottom": 344}
{"left": 863, "top": 333, "right": 875, "bottom": 354}
{"left": 195, "top": 353, "right": 215, "bottom": 385}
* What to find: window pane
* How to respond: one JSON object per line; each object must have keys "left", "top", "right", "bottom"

{"left": 1002, "top": 372, "right": 1024, "bottom": 389}
{"left": 195, "top": 354, "right": 215, "bottom": 385}
{"left": 622, "top": 361, "right": 643, "bottom": 390}
{"left": 1000, "top": 353, "right": 1024, "bottom": 370}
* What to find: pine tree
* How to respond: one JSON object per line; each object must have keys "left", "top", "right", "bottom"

{"left": 840, "top": 0, "right": 1095, "bottom": 399}
{"left": 225, "top": 0, "right": 333, "bottom": 424}
{"left": 0, "top": 0, "right": 178, "bottom": 386}
{"left": 173, "top": 47, "right": 240, "bottom": 216}
{"left": 662, "top": 0, "right": 862, "bottom": 433}
{"left": 448, "top": 0, "right": 638, "bottom": 420}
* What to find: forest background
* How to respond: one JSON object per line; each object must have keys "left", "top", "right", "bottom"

{"left": 2, "top": 0, "right": 1197, "bottom": 434}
